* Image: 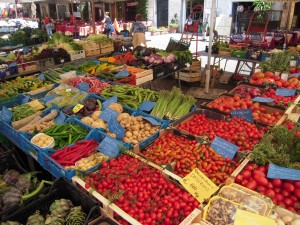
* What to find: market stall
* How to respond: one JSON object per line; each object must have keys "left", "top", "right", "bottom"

{"left": 0, "top": 31, "right": 300, "bottom": 225}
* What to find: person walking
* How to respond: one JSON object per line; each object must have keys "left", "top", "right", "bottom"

{"left": 44, "top": 14, "right": 52, "bottom": 36}
{"left": 130, "top": 14, "right": 147, "bottom": 49}
{"left": 102, "top": 12, "right": 112, "bottom": 37}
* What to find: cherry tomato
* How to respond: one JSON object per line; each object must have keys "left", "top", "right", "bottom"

{"left": 253, "top": 175, "right": 268, "bottom": 187}
{"left": 246, "top": 180, "right": 258, "bottom": 190}
{"left": 283, "top": 182, "right": 295, "bottom": 193}
{"left": 272, "top": 179, "right": 282, "bottom": 188}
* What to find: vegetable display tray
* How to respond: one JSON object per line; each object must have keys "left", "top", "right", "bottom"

{"left": 40, "top": 129, "right": 125, "bottom": 181}
{"left": 21, "top": 117, "right": 92, "bottom": 163}
{"left": 2, "top": 178, "right": 100, "bottom": 225}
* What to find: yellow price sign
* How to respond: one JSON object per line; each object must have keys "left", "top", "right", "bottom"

{"left": 73, "top": 104, "right": 84, "bottom": 113}
{"left": 179, "top": 168, "right": 218, "bottom": 203}
{"left": 234, "top": 209, "right": 276, "bottom": 225}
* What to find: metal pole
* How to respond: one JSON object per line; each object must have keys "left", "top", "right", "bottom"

{"left": 15, "top": 4, "right": 18, "bottom": 19}
{"left": 91, "top": 0, "right": 95, "bottom": 34}
{"left": 204, "top": 0, "right": 216, "bottom": 93}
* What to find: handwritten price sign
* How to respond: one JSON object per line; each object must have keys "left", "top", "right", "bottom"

{"left": 180, "top": 168, "right": 218, "bottom": 203}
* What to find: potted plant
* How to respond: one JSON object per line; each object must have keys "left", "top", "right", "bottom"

{"left": 169, "top": 14, "right": 179, "bottom": 33}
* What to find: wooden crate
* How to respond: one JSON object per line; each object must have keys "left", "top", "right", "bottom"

{"left": 219, "top": 73, "right": 232, "bottom": 84}
{"left": 69, "top": 50, "right": 86, "bottom": 61}
{"left": 85, "top": 48, "right": 101, "bottom": 57}
{"left": 218, "top": 50, "right": 232, "bottom": 57}
{"left": 99, "top": 42, "right": 114, "bottom": 49}
{"left": 17, "top": 61, "right": 38, "bottom": 74}
{"left": 135, "top": 73, "right": 153, "bottom": 85}
{"left": 72, "top": 154, "right": 203, "bottom": 225}
{"left": 178, "top": 70, "right": 201, "bottom": 82}
{"left": 100, "top": 46, "right": 114, "bottom": 54}
{"left": 189, "top": 60, "right": 201, "bottom": 71}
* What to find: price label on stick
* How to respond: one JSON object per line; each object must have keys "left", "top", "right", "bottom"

{"left": 234, "top": 209, "right": 276, "bottom": 225}
{"left": 102, "top": 95, "right": 118, "bottom": 110}
{"left": 252, "top": 97, "right": 274, "bottom": 103}
{"left": 98, "top": 136, "right": 121, "bottom": 158}
{"left": 211, "top": 136, "right": 238, "bottom": 159}
{"left": 180, "top": 168, "right": 218, "bottom": 203}
{"left": 108, "top": 118, "right": 125, "bottom": 140}
{"left": 267, "top": 164, "right": 300, "bottom": 181}
{"left": 138, "top": 101, "right": 156, "bottom": 112}
{"left": 230, "top": 109, "right": 254, "bottom": 123}
{"left": 99, "top": 108, "right": 120, "bottom": 123}
{"left": 142, "top": 116, "right": 161, "bottom": 126}
{"left": 276, "top": 88, "right": 296, "bottom": 97}
{"left": 73, "top": 104, "right": 84, "bottom": 113}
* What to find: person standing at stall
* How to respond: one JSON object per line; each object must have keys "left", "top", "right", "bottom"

{"left": 44, "top": 14, "right": 52, "bottom": 36}
{"left": 130, "top": 14, "right": 147, "bottom": 49}
{"left": 102, "top": 12, "right": 112, "bottom": 37}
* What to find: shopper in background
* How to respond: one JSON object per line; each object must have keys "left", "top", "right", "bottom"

{"left": 119, "top": 23, "right": 130, "bottom": 37}
{"left": 44, "top": 14, "right": 52, "bottom": 36}
{"left": 69, "top": 13, "right": 76, "bottom": 25}
{"left": 102, "top": 12, "right": 112, "bottom": 37}
{"left": 130, "top": 14, "right": 147, "bottom": 49}
{"left": 185, "top": 15, "right": 193, "bottom": 25}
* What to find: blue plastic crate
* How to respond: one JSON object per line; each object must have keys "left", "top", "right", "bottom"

{"left": 0, "top": 121, "right": 23, "bottom": 149}
{"left": 0, "top": 67, "right": 6, "bottom": 78}
{"left": 0, "top": 94, "right": 29, "bottom": 111}
{"left": 26, "top": 83, "right": 60, "bottom": 100}
{"left": 21, "top": 117, "right": 91, "bottom": 163}
{"left": 40, "top": 129, "right": 124, "bottom": 181}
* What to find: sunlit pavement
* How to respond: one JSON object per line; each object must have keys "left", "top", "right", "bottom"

{"left": 145, "top": 32, "right": 254, "bottom": 74}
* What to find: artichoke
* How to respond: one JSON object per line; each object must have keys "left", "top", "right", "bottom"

{"left": 65, "top": 206, "right": 86, "bottom": 225}
{"left": 49, "top": 199, "right": 73, "bottom": 218}
{"left": 45, "top": 214, "right": 65, "bottom": 225}
{"left": 2, "top": 188, "right": 22, "bottom": 209}
{"left": 15, "top": 176, "right": 31, "bottom": 194}
{"left": 4, "top": 170, "right": 20, "bottom": 185}
{"left": 26, "top": 211, "right": 45, "bottom": 225}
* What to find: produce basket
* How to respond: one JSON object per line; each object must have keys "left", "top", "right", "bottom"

{"left": 69, "top": 50, "right": 86, "bottom": 61}
{"left": 170, "top": 108, "right": 227, "bottom": 131}
{"left": 0, "top": 94, "right": 29, "bottom": 110}
{"left": 0, "top": 150, "right": 52, "bottom": 222}
{"left": 231, "top": 50, "right": 248, "bottom": 59}
{"left": 2, "top": 178, "right": 101, "bottom": 225}
{"left": 21, "top": 117, "right": 91, "bottom": 163}
{"left": 40, "top": 129, "right": 112, "bottom": 181}
{"left": 6, "top": 63, "right": 18, "bottom": 76}
{"left": 36, "top": 58, "right": 55, "bottom": 71}
{"left": 164, "top": 61, "right": 179, "bottom": 75}
{"left": 133, "top": 128, "right": 241, "bottom": 184}
{"left": 17, "top": 61, "right": 38, "bottom": 74}
{"left": 72, "top": 154, "right": 202, "bottom": 225}
{"left": 166, "top": 37, "right": 190, "bottom": 52}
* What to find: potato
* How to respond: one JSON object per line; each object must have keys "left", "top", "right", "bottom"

{"left": 123, "top": 137, "right": 131, "bottom": 143}
{"left": 125, "top": 124, "right": 131, "bottom": 128}
{"left": 125, "top": 131, "right": 133, "bottom": 138}
{"left": 133, "top": 130, "right": 139, "bottom": 136}
{"left": 131, "top": 125, "right": 139, "bottom": 131}
{"left": 132, "top": 140, "right": 138, "bottom": 144}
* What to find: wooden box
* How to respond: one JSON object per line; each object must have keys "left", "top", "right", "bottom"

{"left": 178, "top": 70, "right": 201, "bottom": 82}
{"left": 85, "top": 48, "right": 101, "bottom": 57}
{"left": 17, "top": 61, "right": 38, "bottom": 74}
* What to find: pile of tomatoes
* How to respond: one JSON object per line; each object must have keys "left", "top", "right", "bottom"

{"left": 140, "top": 133, "right": 238, "bottom": 185}
{"left": 235, "top": 162, "right": 300, "bottom": 214}
{"left": 261, "top": 88, "right": 297, "bottom": 107}
{"left": 84, "top": 155, "right": 199, "bottom": 225}
{"left": 177, "top": 115, "right": 265, "bottom": 152}
{"left": 207, "top": 95, "right": 283, "bottom": 125}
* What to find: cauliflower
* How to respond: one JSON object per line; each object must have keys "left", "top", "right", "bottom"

{"left": 91, "top": 111, "right": 102, "bottom": 121}
{"left": 92, "top": 119, "right": 107, "bottom": 129}
{"left": 81, "top": 117, "right": 94, "bottom": 126}
{"left": 108, "top": 103, "right": 123, "bottom": 113}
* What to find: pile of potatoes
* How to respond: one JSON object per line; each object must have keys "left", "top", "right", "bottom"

{"left": 107, "top": 113, "right": 160, "bottom": 145}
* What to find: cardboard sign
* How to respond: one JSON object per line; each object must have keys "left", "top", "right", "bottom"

{"left": 180, "top": 168, "right": 218, "bottom": 203}
{"left": 138, "top": 101, "right": 156, "bottom": 112}
{"left": 108, "top": 118, "right": 125, "bottom": 140}
{"left": 142, "top": 116, "right": 161, "bottom": 126}
{"left": 27, "top": 99, "right": 44, "bottom": 110}
{"left": 252, "top": 97, "right": 274, "bottom": 103}
{"left": 77, "top": 82, "right": 90, "bottom": 92}
{"left": 98, "top": 136, "right": 120, "bottom": 157}
{"left": 290, "top": 72, "right": 300, "bottom": 78}
{"left": 37, "top": 73, "right": 45, "bottom": 81}
{"left": 267, "top": 164, "right": 300, "bottom": 181}
{"left": 114, "top": 69, "right": 130, "bottom": 78}
{"left": 211, "top": 136, "right": 238, "bottom": 159}
{"left": 72, "top": 104, "right": 84, "bottom": 113}
{"left": 99, "top": 108, "right": 120, "bottom": 123}
{"left": 234, "top": 209, "right": 276, "bottom": 225}
{"left": 276, "top": 88, "right": 296, "bottom": 97}
{"left": 231, "top": 109, "right": 254, "bottom": 123}
{"left": 102, "top": 95, "right": 118, "bottom": 110}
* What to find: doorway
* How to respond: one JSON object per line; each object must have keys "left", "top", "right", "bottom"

{"left": 157, "top": 0, "right": 168, "bottom": 27}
